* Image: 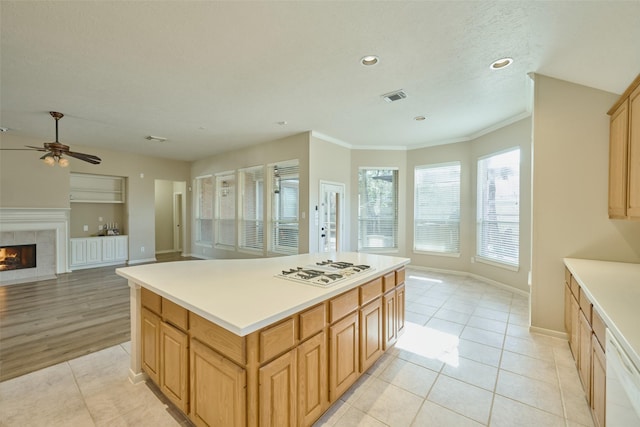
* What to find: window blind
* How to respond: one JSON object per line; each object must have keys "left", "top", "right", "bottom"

{"left": 477, "top": 148, "right": 520, "bottom": 267}
{"left": 215, "top": 172, "right": 236, "bottom": 249}
{"left": 239, "top": 166, "right": 264, "bottom": 253}
{"left": 270, "top": 161, "right": 299, "bottom": 255}
{"left": 414, "top": 162, "right": 460, "bottom": 254}
{"left": 358, "top": 168, "right": 398, "bottom": 250}
{"left": 195, "top": 176, "right": 213, "bottom": 244}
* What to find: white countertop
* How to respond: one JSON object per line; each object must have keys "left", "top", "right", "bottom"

{"left": 564, "top": 258, "right": 640, "bottom": 370}
{"left": 116, "top": 252, "right": 410, "bottom": 337}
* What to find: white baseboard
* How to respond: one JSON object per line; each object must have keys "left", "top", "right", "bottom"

{"left": 128, "top": 369, "right": 148, "bottom": 385}
{"left": 127, "top": 257, "right": 157, "bottom": 265}
{"left": 529, "top": 326, "right": 568, "bottom": 340}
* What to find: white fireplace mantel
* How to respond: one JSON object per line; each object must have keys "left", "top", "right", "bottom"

{"left": 0, "top": 208, "right": 71, "bottom": 275}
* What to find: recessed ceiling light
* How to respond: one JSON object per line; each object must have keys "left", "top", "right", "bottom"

{"left": 361, "top": 55, "right": 379, "bottom": 66}
{"left": 490, "top": 57, "right": 514, "bottom": 70}
{"left": 414, "top": 116, "right": 426, "bottom": 121}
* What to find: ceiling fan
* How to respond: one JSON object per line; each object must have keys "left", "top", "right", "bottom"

{"left": 1, "top": 111, "right": 101, "bottom": 167}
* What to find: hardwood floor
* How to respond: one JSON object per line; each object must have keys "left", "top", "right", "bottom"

{"left": 0, "top": 252, "right": 195, "bottom": 382}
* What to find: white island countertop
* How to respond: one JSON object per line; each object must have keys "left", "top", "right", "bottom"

{"left": 117, "top": 252, "right": 410, "bottom": 337}
{"left": 564, "top": 258, "right": 640, "bottom": 370}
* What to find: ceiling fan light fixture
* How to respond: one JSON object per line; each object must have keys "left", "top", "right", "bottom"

{"left": 58, "top": 157, "right": 69, "bottom": 168}
{"left": 43, "top": 156, "right": 55, "bottom": 166}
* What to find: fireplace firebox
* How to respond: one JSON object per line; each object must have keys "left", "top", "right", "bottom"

{"left": 0, "top": 244, "right": 37, "bottom": 271}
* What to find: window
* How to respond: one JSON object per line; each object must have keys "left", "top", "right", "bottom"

{"left": 414, "top": 162, "right": 461, "bottom": 254}
{"left": 269, "top": 161, "right": 299, "bottom": 255}
{"left": 477, "top": 148, "right": 520, "bottom": 267}
{"left": 215, "top": 172, "right": 236, "bottom": 249}
{"left": 239, "top": 166, "right": 264, "bottom": 253}
{"left": 358, "top": 168, "right": 398, "bottom": 251}
{"left": 195, "top": 175, "right": 213, "bottom": 245}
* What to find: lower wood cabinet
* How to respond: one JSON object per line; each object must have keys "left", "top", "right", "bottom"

{"left": 360, "top": 297, "right": 382, "bottom": 373}
{"left": 190, "top": 338, "right": 246, "bottom": 427}
{"left": 578, "top": 310, "right": 592, "bottom": 402}
{"left": 297, "top": 331, "right": 327, "bottom": 427}
{"left": 160, "top": 322, "right": 189, "bottom": 413}
{"left": 140, "top": 267, "right": 406, "bottom": 427}
{"left": 259, "top": 349, "right": 297, "bottom": 427}
{"left": 329, "top": 311, "right": 359, "bottom": 401}
{"left": 141, "top": 307, "right": 161, "bottom": 385}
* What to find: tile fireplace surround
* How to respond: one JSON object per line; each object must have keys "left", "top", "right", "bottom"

{"left": 0, "top": 208, "right": 70, "bottom": 285}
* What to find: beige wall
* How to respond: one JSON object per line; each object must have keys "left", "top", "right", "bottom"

{"left": 308, "top": 135, "right": 352, "bottom": 252}
{"left": 531, "top": 74, "right": 640, "bottom": 333}
{"left": 0, "top": 134, "right": 70, "bottom": 208}
{"left": 70, "top": 203, "right": 125, "bottom": 238}
{"left": 0, "top": 133, "right": 191, "bottom": 264}
{"left": 190, "top": 132, "right": 310, "bottom": 259}
{"left": 350, "top": 149, "right": 408, "bottom": 256}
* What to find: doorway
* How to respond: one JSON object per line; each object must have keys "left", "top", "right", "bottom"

{"left": 154, "top": 180, "right": 186, "bottom": 255}
{"left": 173, "top": 192, "right": 183, "bottom": 252}
{"left": 319, "top": 181, "right": 345, "bottom": 253}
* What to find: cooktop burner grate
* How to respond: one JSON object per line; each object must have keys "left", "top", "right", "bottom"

{"left": 276, "top": 260, "right": 373, "bottom": 287}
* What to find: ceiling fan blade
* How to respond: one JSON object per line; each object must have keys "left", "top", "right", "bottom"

{"left": 65, "top": 151, "right": 102, "bottom": 165}
{"left": 25, "top": 145, "right": 49, "bottom": 151}
{"left": 0, "top": 148, "right": 43, "bottom": 151}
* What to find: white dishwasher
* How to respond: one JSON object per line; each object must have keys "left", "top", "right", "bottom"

{"left": 606, "top": 329, "right": 640, "bottom": 426}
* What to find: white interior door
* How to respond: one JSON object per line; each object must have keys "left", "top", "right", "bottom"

{"left": 173, "top": 192, "right": 183, "bottom": 252}
{"left": 319, "top": 182, "right": 345, "bottom": 253}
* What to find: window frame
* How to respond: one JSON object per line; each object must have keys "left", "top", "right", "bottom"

{"left": 476, "top": 147, "right": 521, "bottom": 270}
{"left": 413, "top": 161, "right": 461, "bottom": 256}
{"left": 268, "top": 160, "right": 299, "bottom": 256}
{"left": 238, "top": 165, "right": 265, "bottom": 255}
{"left": 357, "top": 167, "right": 399, "bottom": 253}
{"left": 194, "top": 175, "right": 214, "bottom": 247}
{"left": 214, "top": 171, "right": 236, "bottom": 250}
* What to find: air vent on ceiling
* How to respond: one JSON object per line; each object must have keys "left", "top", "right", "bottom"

{"left": 381, "top": 89, "right": 407, "bottom": 103}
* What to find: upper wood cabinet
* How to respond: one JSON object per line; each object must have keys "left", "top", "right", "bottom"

{"left": 608, "top": 73, "right": 640, "bottom": 220}
{"left": 70, "top": 173, "right": 125, "bottom": 203}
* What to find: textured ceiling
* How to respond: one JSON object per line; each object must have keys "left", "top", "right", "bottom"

{"left": 1, "top": 1, "right": 640, "bottom": 161}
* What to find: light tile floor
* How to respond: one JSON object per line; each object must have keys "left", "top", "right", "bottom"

{"left": 0, "top": 269, "right": 594, "bottom": 426}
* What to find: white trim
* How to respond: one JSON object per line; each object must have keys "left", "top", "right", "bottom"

{"left": 408, "top": 264, "right": 529, "bottom": 297}
{"left": 71, "top": 261, "right": 127, "bottom": 270}
{"left": 412, "top": 250, "right": 461, "bottom": 258}
{"left": 474, "top": 255, "right": 520, "bottom": 272}
{"left": 529, "top": 326, "right": 568, "bottom": 340}
{"left": 127, "top": 257, "right": 157, "bottom": 265}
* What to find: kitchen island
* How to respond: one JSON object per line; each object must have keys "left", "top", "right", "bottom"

{"left": 116, "top": 252, "right": 410, "bottom": 427}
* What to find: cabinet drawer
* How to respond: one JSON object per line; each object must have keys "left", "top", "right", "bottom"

{"left": 382, "top": 272, "right": 395, "bottom": 292}
{"left": 141, "top": 288, "right": 162, "bottom": 314}
{"left": 564, "top": 267, "right": 571, "bottom": 286}
{"left": 592, "top": 309, "right": 606, "bottom": 348}
{"left": 361, "top": 278, "right": 382, "bottom": 305}
{"left": 259, "top": 317, "right": 296, "bottom": 364}
{"left": 162, "top": 298, "right": 189, "bottom": 331}
{"left": 570, "top": 276, "right": 580, "bottom": 298}
{"left": 299, "top": 303, "right": 326, "bottom": 341}
{"left": 329, "top": 288, "right": 359, "bottom": 323}
{"left": 396, "top": 268, "right": 406, "bottom": 285}
{"left": 579, "top": 288, "right": 592, "bottom": 324}
{"left": 189, "top": 312, "right": 246, "bottom": 366}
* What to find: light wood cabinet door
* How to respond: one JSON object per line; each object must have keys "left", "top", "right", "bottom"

{"left": 569, "top": 292, "right": 580, "bottom": 358}
{"left": 564, "top": 283, "right": 572, "bottom": 338}
{"left": 160, "top": 322, "right": 189, "bottom": 413}
{"left": 360, "top": 298, "right": 382, "bottom": 373}
{"left": 190, "top": 339, "right": 246, "bottom": 427}
{"left": 578, "top": 310, "right": 592, "bottom": 403}
{"left": 141, "top": 307, "right": 161, "bottom": 385}
{"left": 329, "top": 311, "right": 359, "bottom": 401}
{"left": 591, "top": 335, "right": 606, "bottom": 427}
{"left": 259, "top": 349, "right": 297, "bottom": 427}
{"left": 297, "top": 331, "right": 327, "bottom": 427}
{"left": 396, "top": 283, "right": 406, "bottom": 337}
{"left": 383, "top": 289, "right": 397, "bottom": 350}
{"left": 609, "top": 99, "right": 629, "bottom": 218}
{"left": 627, "top": 83, "right": 640, "bottom": 219}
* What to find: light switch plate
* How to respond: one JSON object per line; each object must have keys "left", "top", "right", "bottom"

{"left": 83, "top": 225, "right": 89, "bottom": 232}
